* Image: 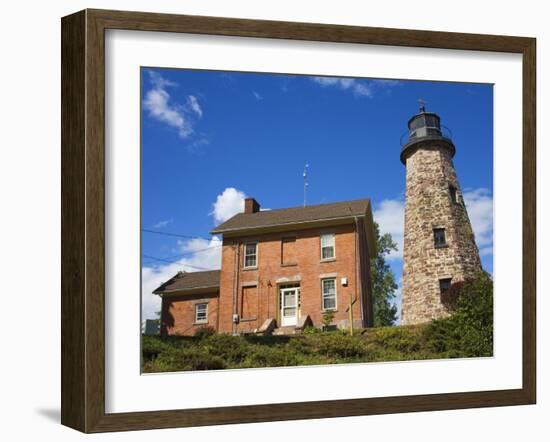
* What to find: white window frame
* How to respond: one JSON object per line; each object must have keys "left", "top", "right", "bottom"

{"left": 243, "top": 242, "right": 258, "bottom": 268}
{"left": 320, "top": 233, "right": 335, "bottom": 261}
{"left": 321, "top": 278, "right": 337, "bottom": 311}
{"left": 194, "top": 302, "right": 208, "bottom": 324}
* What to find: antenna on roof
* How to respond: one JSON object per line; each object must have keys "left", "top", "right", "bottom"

{"left": 303, "top": 164, "right": 309, "bottom": 207}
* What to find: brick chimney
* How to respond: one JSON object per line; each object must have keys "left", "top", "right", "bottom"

{"left": 244, "top": 197, "right": 261, "bottom": 214}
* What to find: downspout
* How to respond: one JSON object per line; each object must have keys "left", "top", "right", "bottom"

{"left": 357, "top": 217, "right": 365, "bottom": 327}
{"left": 257, "top": 279, "right": 261, "bottom": 328}
{"left": 232, "top": 242, "right": 241, "bottom": 335}
{"left": 216, "top": 289, "right": 220, "bottom": 331}
{"left": 348, "top": 217, "right": 359, "bottom": 335}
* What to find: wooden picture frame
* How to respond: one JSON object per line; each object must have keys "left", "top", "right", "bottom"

{"left": 61, "top": 8, "right": 536, "bottom": 433}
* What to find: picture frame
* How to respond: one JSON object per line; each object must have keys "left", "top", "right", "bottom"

{"left": 61, "top": 8, "right": 536, "bottom": 433}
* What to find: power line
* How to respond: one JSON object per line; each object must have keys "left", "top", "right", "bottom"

{"left": 152, "top": 244, "right": 222, "bottom": 261}
{"left": 142, "top": 228, "right": 214, "bottom": 241}
{"left": 142, "top": 254, "right": 214, "bottom": 271}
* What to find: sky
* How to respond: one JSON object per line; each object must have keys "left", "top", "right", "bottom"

{"left": 140, "top": 67, "right": 494, "bottom": 323}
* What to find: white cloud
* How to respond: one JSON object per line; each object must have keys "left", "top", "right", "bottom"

{"left": 252, "top": 91, "right": 263, "bottom": 100}
{"left": 463, "top": 188, "right": 493, "bottom": 256}
{"left": 311, "top": 77, "right": 404, "bottom": 98}
{"left": 143, "top": 71, "right": 203, "bottom": 139}
{"left": 211, "top": 187, "right": 246, "bottom": 224}
{"left": 142, "top": 188, "right": 249, "bottom": 320}
{"left": 187, "top": 95, "right": 203, "bottom": 118}
{"left": 373, "top": 188, "right": 493, "bottom": 261}
{"left": 312, "top": 76, "right": 373, "bottom": 97}
{"left": 152, "top": 218, "right": 173, "bottom": 229}
{"left": 373, "top": 199, "right": 405, "bottom": 260}
{"left": 371, "top": 79, "right": 404, "bottom": 88}
{"left": 141, "top": 237, "right": 222, "bottom": 320}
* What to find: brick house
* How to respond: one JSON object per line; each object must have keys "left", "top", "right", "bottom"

{"left": 154, "top": 198, "right": 377, "bottom": 336}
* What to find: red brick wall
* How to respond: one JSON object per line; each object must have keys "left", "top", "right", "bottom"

{"left": 218, "top": 223, "right": 369, "bottom": 333}
{"left": 160, "top": 292, "right": 219, "bottom": 337}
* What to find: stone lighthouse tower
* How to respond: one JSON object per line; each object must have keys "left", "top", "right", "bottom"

{"left": 400, "top": 102, "right": 482, "bottom": 325}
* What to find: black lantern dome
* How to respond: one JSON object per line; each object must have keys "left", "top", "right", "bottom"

{"left": 400, "top": 100, "right": 455, "bottom": 164}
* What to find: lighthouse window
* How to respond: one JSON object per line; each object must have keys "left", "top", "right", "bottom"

{"left": 439, "top": 278, "right": 452, "bottom": 294}
{"left": 433, "top": 228, "right": 447, "bottom": 248}
{"left": 449, "top": 185, "right": 458, "bottom": 204}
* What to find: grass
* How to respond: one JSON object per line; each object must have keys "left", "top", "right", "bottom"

{"left": 142, "top": 322, "right": 489, "bottom": 373}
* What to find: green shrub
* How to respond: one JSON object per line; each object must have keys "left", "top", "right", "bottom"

{"left": 316, "top": 334, "right": 367, "bottom": 359}
{"left": 367, "top": 326, "right": 423, "bottom": 353}
{"left": 423, "top": 272, "right": 493, "bottom": 358}
{"left": 302, "top": 326, "right": 321, "bottom": 335}
{"left": 193, "top": 325, "right": 216, "bottom": 339}
{"left": 200, "top": 333, "right": 250, "bottom": 364}
{"left": 321, "top": 310, "right": 335, "bottom": 328}
{"left": 142, "top": 335, "right": 172, "bottom": 361}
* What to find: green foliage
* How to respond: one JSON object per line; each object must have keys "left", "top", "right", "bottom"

{"left": 193, "top": 325, "right": 216, "bottom": 339}
{"left": 302, "top": 326, "right": 322, "bottom": 334}
{"left": 321, "top": 310, "right": 335, "bottom": 328}
{"left": 423, "top": 272, "right": 493, "bottom": 358}
{"left": 371, "top": 222, "right": 399, "bottom": 326}
{"left": 143, "top": 285, "right": 493, "bottom": 373}
{"left": 315, "top": 334, "right": 367, "bottom": 359}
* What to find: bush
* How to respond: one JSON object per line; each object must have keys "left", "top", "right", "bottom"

{"left": 315, "top": 334, "right": 367, "bottom": 359}
{"left": 424, "top": 272, "right": 493, "bottom": 357}
{"left": 193, "top": 325, "right": 216, "bottom": 339}
{"left": 368, "top": 326, "right": 423, "bottom": 353}
{"left": 321, "top": 310, "right": 335, "bottom": 328}
{"left": 142, "top": 335, "right": 172, "bottom": 361}
{"left": 200, "top": 333, "right": 250, "bottom": 364}
{"left": 302, "top": 326, "right": 322, "bottom": 335}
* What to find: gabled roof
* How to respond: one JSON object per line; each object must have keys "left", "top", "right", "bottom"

{"left": 153, "top": 269, "right": 220, "bottom": 295}
{"left": 210, "top": 199, "right": 372, "bottom": 235}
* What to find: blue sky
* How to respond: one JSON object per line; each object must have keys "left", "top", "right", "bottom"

{"left": 141, "top": 67, "right": 494, "bottom": 322}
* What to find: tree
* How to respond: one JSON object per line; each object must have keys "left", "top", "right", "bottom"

{"left": 370, "top": 222, "right": 399, "bottom": 326}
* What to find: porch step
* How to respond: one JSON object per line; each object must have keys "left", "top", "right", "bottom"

{"left": 272, "top": 326, "right": 299, "bottom": 336}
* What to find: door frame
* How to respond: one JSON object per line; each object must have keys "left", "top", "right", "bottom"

{"left": 279, "top": 285, "right": 300, "bottom": 327}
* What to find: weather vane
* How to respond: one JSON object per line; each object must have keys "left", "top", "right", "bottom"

{"left": 418, "top": 98, "right": 427, "bottom": 113}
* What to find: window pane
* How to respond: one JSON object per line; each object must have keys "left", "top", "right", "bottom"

{"left": 283, "top": 291, "right": 296, "bottom": 307}
{"left": 434, "top": 228, "right": 446, "bottom": 247}
{"left": 244, "top": 243, "right": 257, "bottom": 267}
{"left": 322, "top": 279, "right": 336, "bottom": 310}
{"left": 196, "top": 303, "right": 207, "bottom": 321}
{"left": 321, "top": 234, "right": 334, "bottom": 247}
{"left": 323, "top": 279, "right": 335, "bottom": 294}
{"left": 439, "top": 278, "right": 452, "bottom": 293}
{"left": 449, "top": 185, "right": 457, "bottom": 203}
{"left": 323, "top": 297, "right": 336, "bottom": 310}
{"left": 283, "top": 307, "right": 296, "bottom": 318}
{"left": 321, "top": 234, "right": 335, "bottom": 259}
{"left": 322, "top": 246, "right": 334, "bottom": 259}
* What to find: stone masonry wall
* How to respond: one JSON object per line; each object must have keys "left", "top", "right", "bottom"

{"left": 401, "top": 145, "right": 482, "bottom": 325}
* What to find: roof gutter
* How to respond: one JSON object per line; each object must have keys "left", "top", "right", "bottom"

{"left": 154, "top": 285, "right": 220, "bottom": 296}
{"left": 210, "top": 214, "right": 367, "bottom": 236}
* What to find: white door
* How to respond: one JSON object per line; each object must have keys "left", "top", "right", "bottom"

{"left": 280, "top": 288, "right": 298, "bottom": 327}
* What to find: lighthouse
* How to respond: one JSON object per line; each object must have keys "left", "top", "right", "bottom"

{"left": 400, "top": 101, "right": 482, "bottom": 325}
